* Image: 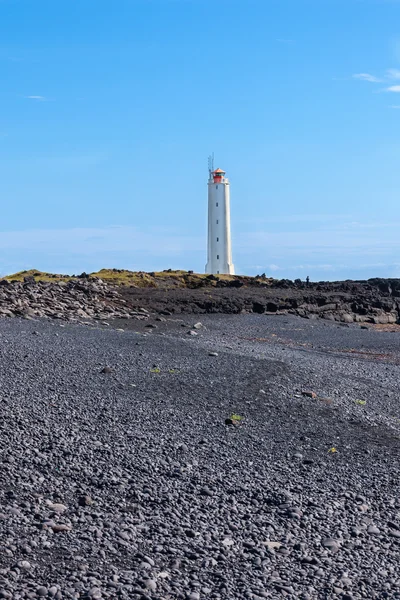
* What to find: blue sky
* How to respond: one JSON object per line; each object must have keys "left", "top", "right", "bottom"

{"left": 2, "top": 0, "right": 400, "bottom": 280}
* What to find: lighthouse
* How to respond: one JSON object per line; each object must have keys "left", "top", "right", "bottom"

{"left": 205, "top": 165, "right": 235, "bottom": 275}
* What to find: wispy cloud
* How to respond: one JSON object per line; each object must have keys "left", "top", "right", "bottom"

{"left": 0, "top": 226, "right": 204, "bottom": 255}
{"left": 386, "top": 68, "right": 400, "bottom": 80}
{"left": 25, "top": 95, "right": 48, "bottom": 101}
{"left": 353, "top": 73, "right": 381, "bottom": 83}
{"left": 276, "top": 38, "right": 295, "bottom": 44}
{"left": 386, "top": 85, "right": 400, "bottom": 92}
{"left": 390, "top": 104, "right": 400, "bottom": 109}
{"left": 353, "top": 69, "right": 400, "bottom": 89}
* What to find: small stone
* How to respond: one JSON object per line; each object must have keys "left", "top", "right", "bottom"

{"left": 367, "top": 525, "right": 380, "bottom": 535}
{"left": 208, "top": 351, "right": 218, "bottom": 356}
{"left": 321, "top": 538, "right": 339, "bottom": 553}
{"left": 145, "top": 580, "right": 157, "bottom": 592}
{"left": 225, "top": 418, "right": 240, "bottom": 426}
{"left": 302, "top": 390, "right": 317, "bottom": 398}
{"left": 263, "top": 541, "right": 282, "bottom": 549}
{"left": 145, "top": 323, "right": 157, "bottom": 328}
{"left": 389, "top": 530, "right": 400, "bottom": 538}
{"left": 222, "top": 538, "right": 234, "bottom": 546}
{"left": 193, "top": 322, "right": 202, "bottom": 329}
{"left": 46, "top": 501, "right": 68, "bottom": 513}
{"left": 333, "top": 587, "right": 344, "bottom": 594}
{"left": 78, "top": 495, "right": 93, "bottom": 506}
{"left": 18, "top": 560, "right": 31, "bottom": 570}
{"left": 275, "top": 583, "right": 294, "bottom": 594}
{"left": 51, "top": 523, "right": 72, "bottom": 533}
{"left": 185, "top": 529, "right": 196, "bottom": 538}
{"left": 293, "top": 452, "right": 303, "bottom": 460}
{"left": 101, "top": 366, "right": 113, "bottom": 374}
{"left": 37, "top": 588, "right": 48, "bottom": 597}
{"left": 188, "top": 330, "right": 198, "bottom": 336}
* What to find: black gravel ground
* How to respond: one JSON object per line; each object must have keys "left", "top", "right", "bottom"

{"left": 0, "top": 315, "right": 400, "bottom": 600}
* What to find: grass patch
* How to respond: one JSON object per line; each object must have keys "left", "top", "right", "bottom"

{"left": 230, "top": 414, "right": 243, "bottom": 422}
{"left": 1, "top": 268, "right": 275, "bottom": 289}
{"left": 2, "top": 269, "right": 73, "bottom": 283}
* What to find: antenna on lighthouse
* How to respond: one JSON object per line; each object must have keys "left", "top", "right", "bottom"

{"left": 208, "top": 153, "right": 214, "bottom": 176}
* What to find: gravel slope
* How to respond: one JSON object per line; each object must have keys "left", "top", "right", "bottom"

{"left": 0, "top": 315, "right": 399, "bottom": 600}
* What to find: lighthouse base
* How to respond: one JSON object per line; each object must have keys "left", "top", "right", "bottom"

{"left": 205, "top": 263, "right": 235, "bottom": 276}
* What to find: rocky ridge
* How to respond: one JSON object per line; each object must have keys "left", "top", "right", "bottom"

{"left": 119, "top": 278, "right": 400, "bottom": 325}
{"left": 0, "top": 278, "right": 148, "bottom": 322}
{"left": 2, "top": 273, "right": 400, "bottom": 325}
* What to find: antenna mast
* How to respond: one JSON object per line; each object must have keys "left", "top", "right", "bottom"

{"left": 208, "top": 153, "right": 214, "bottom": 177}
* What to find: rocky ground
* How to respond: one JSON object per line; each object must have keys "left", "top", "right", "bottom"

{"left": 118, "top": 277, "right": 400, "bottom": 325}
{"left": 4, "top": 272, "right": 400, "bottom": 325}
{"left": 0, "top": 314, "right": 399, "bottom": 599}
{"left": 0, "top": 279, "right": 148, "bottom": 322}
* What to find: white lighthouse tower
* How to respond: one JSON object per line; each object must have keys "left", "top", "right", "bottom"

{"left": 205, "top": 162, "right": 235, "bottom": 275}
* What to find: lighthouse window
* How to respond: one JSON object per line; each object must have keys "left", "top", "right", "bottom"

{"left": 216, "top": 220, "right": 219, "bottom": 224}
{"left": 217, "top": 255, "right": 219, "bottom": 259}
{"left": 216, "top": 202, "right": 218, "bottom": 207}
{"left": 216, "top": 185, "right": 218, "bottom": 189}
{"left": 217, "top": 237, "right": 219, "bottom": 242}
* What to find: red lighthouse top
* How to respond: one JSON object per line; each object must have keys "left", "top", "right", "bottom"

{"left": 212, "top": 168, "right": 225, "bottom": 183}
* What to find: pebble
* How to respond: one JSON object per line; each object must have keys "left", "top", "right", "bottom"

{"left": 321, "top": 538, "right": 340, "bottom": 553}
{"left": 0, "top": 308, "right": 399, "bottom": 600}
{"left": 302, "top": 390, "right": 317, "bottom": 398}
{"left": 368, "top": 525, "right": 381, "bottom": 535}
{"left": 145, "top": 580, "right": 157, "bottom": 591}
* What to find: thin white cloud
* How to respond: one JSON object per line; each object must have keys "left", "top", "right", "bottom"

{"left": 353, "top": 73, "right": 381, "bottom": 83}
{"left": 0, "top": 226, "right": 204, "bottom": 255}
{"left": 386, "top": 85, "right": 400, "bottom": 92}
{"left": 25, "top": 95, "right": 47, "bottom": 101}
{"left": 386, "top": 68, "right": 400, "bottom": 80}
{"left": 390, "top": 105, "right": 400, "bottom": 108}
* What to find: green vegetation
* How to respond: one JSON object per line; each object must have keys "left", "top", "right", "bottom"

{"left": 1, "top": 267, "right": 274, "bottom": 289}
{"left": 230, "top": 414, "right": 243, "bottom": 422}
{"left": 2, "top": 269, "right": 73, "bottom": 283}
